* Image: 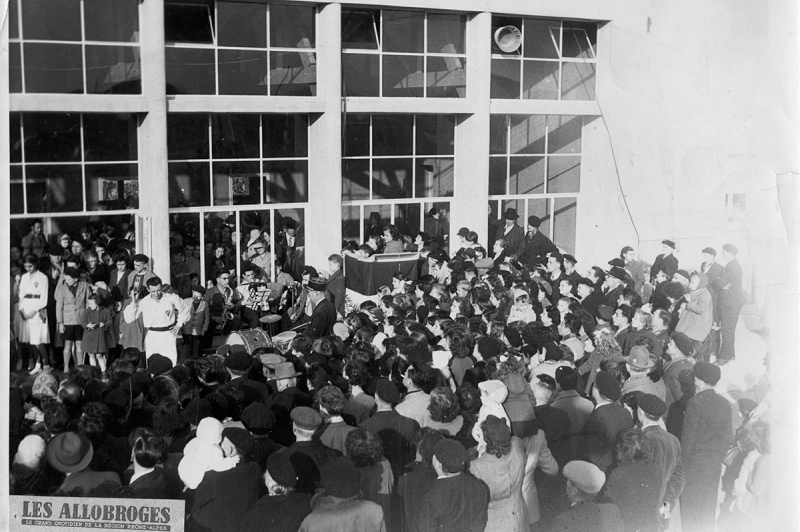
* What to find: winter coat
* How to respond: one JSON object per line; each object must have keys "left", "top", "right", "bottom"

{"left": 470, "top": 437, "right": 528, "bottom": 532}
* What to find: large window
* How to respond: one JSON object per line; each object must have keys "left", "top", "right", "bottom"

{"left": 9, "top": 113, "right": 139, "bottom": 215}
{"left": 164, "top": 2, "right": 316, "bottom": 95}
{"left": 342, "top": 114, "right": 455, "bottom": 246}
{"left": 490, "top": 17, "right": 597, "bottom": 101}
{"left": 167, "top": 114, "right": 309, "bottom": 208}
{"left": 488, "top": 114, "right": 582, "bottom": 254}
{"left": 9, "top": 0, "right": 141, "bottom": 94}
{"left": 341, "top": 9, "right": 466, "bottom": 98}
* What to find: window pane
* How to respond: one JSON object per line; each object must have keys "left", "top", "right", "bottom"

{"left": 344, "top": 115, "right": 370, "bottom": 157}
{"left": 342, "top": 159, "right": 370, "bottom": 201}
{"left": 523, "top": 19, "right": 560, "bottom": 59}
{"left": 85, "top": 163, "right": 138, "bottom": 210}
{"left": 168, "top": 114, "right": 208, "bottom": 160}
{"left": 169, "top": 162, "right": 210, "bottom": 207}
{"left": 24, "top": 113, "right": 81, "bottom": 163}
{"left": 415, "top": 158, "right": 454, "bottom": 198}
{"left": 491, "top": 59, "right": 520, "bottom": 99}
{"left": 416, "top": 115, "right": 455, "bottom": 156}
{"left": 274, "top": 208, "right": 305, "bottom": 279}
{"left": 561, "top": 62, "right": 596, "bottom": 100}
{"left": 382, "top": 55, "right": 423, "bottom": 97}
{"left": 24, "top": 43, "right": 83, "bottom": 94}
{"left": 426, "top": 56, "right": 466, "bottom": 98}
{"left": 394, "top": 203, "right": 421, "bottom": 238}
{"left": 510, "top": 115, "right": 546, "bottom": 154}
{"left": 26, "top": 165, "right": 83, "bottom": 213}
{"left": 218, "top": 2, "right": 266, "bottom": 48}
{"left": 428, "top": 14, "right": 465, "bottom": 54}
{"left": 264, "top": 160, "right": 308, "bottom": 203}
{"left": 373, "top": 158, "right": 413, "bottom": 199}
{"left": 383, "top": 10, "right": 424, "bottom": 53}
{"left": 270, "top": 51, "right": 317, "bottom": 96}
{"left": 218, "top": 49, "right": 268, "bottom": 95}
{"left": 84, "top": 114, "right": 138, "bottom": 161}
{"left": 527, "top": 198, "right": 551, "bottom": 236}
{"left": 9, "top": 115, "right": 21, "bottom": 164}
{"left": 547, "top": 156, "right": 581, "bottom": 193}
{"left": 11, "top": 167, "right": 24, "bottom": 214}
{"left": 213, "top": 161, "right": 261, "bottom": 206}
{"left": 342, "top": 9, "right": 380, "bottom": 50}
{"left": 22, "top": 0, "right": 81, "bottom": 41}
{"left": 547, "top": 116, "right": 582, "bottom": 154}
{"left": 488, "top": 158, "right": 507, "bottom": 195}
{"left": 165, "top": 48, "right": 215, "bottom": 94}
{"left": 491, "top": 16, "right": 523, "bottom": 56}
{"left": 271, "top": 5, "right": 315, "bottom": 48}
{"left": 9, "top": 0, "right": 19, "bottom": 39}
{"left": 562, "top": 22, "right": 597, "bottom": 59}
{"left": 342, "top": 54, "right": 379, "bottom": 96}
{"left": 164, "top": 3, "right": 214, "bottom": 44}
{"left": 342, "top": 205, "right": 362, "bottom": 242}
{"left": 212, "top": 114, "right": 260, "bottom": 159}
{"left": 489, "top": 116, "right": 508, "bottom": 155}
{"left": 262, "top": 115, "right": 308, "bottom": 158}
{"left": 509, "top": 156, "right": 545, "bottom": 194}
{"left": 85, "top": 45, "right": 142, "bottom": 94}
{"left": 553, "top": 197, "right": 577, "bottom": 255}
{"left": 373, "top": 115, "right": 413, "bottom": 156}
{"left": 84, "top": 0, "right": 139, "bottom": 42}
{"left": 522, "top": 60, "right": 559, "bottom": 100}
{"left": 10, "top": 43, "right": 22, "bottom": 93}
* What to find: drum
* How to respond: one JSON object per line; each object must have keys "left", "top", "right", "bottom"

{"left": 225, "top": 328, "right": 273, "bottom": 354}
{"left": 272, "top": 331, "right": 297, "bottom": 354}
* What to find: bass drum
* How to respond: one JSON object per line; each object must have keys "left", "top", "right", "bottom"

{"left": 225, "top": 328, "right": 273, "bottom": 354}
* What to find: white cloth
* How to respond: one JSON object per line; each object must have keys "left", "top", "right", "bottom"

{"left": 19, "top": 271, "right": 50, "bottom": 344}
{"left": 125, "top": 293, "right": 190, "bottom": 365}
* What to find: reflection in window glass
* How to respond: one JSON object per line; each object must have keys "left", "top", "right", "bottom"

{"left": 168, "top": 115, "right": 209, "bottom": 160}
{"left": 547, "top": 116, "right": 582, "bottom": 154}
{"left": 490, "top": 59, "right": 521, "bottom": 99}
{"left": 522, "top": 61, "right": 559, "bottom": 100}
{"left": 264, "top": 160, "right": 309, "bottom": 204}
{"left": 344, "top": 115, "right": 370, "bottom": 157}
{"left": 511, "top": 115, "right": 547, "bottom": 155}
{"left": 415, "top": 158, "right": 454, "bottom": 198}
{"left": 427, "top": 14, "right": 466, "bottom": 54}
{"left": 270, "top": 51, "right": 317, "bottom": 96}
{"left": 10, "top": 114, "right": 23, "bottom": 164}
{"left": 26, "top": 165, "right": 84, "bottom": 213}
{"left": 164, "top": 3, "right": 214, "bottom": 44}
{"left": 547, "top": 157, "right": 581, "bottom": 193}
{"left": 166, "top": 48, "right": 215, "bottom": 95}
{"left": 270, "top": 5, "right": 315, "bottom": 48}
{"left": 212, "top": 115, "right": 260, "bottom": 160}
{"left": 84, "top": 0, "right": 139, "bottom": 42}
{"left": 24, "top": 114, "right": 82, "bottom": 163}
{"left": 218, "top": 2, "right": 266, "bottom": 48}
{"left": 416, "top": 115, "right": 455, "bottom": 156}
{"left": 341, "top": 10, "right": 380, "bottom": 50}
{"left": 343, "top": 54, "right": 379, "bottom": 97}
{"left": 22, "top": 0, "right": 81, "bottom": 41}
{"left": 85, "top": 163, "right": 139, "bottom": 210}
{"left": 382, "top": 55, "right": 424, "bottom": 98}
{"left": 263, "top": 115, "right": 309, "bottom": 158}
{"left": 24, "top": 43, "right": 84, "bottom": 94}
{"left": 426, "top": 56, "right": 466, "bottom": 98}
{"left": 373, "top": 159, "right": 414, "bottom": 200}
{"left": 11, "top": 167, "right": 24, "bottom": 215}
{"left": 9, "top": 0, "right": 19, "bottom": 39}
{"left": 523, "top": 19, "right": 560, "bottom": 59}
{"left": 213, "top": 161, "right": 261, "bottom": 206}
{"left": 83, "top": 114, "right": 138, "bottom": 162}
{"left": 553, "top": 198, "right": 578, "bottom": 254}
{"left": 169, "top": 162, "right": 211, "bottom": 208}
{"left": 343, "top": 160, "right": 371, "bottom": 201}
{"left": 10, "top": 43, "right": 22, "bottom": 93}
{"left": 383, "top": 10, "right": 424, "bottom": 53}
{"left": 509, "top": 157, "right": 545, "bottom": 195}
{"left": 562, "top": 23, "right": 597, "bottom": 59}
{"left": 561, "top": 63, "right": 596, "bottom": 101}
{"left": 489, "top": 158, "right": 508, "bottom": 196}
{"left": 85, "top": 45, "right": 142, "bottom": 94}
{"left": 373, "top": 115, "right": 413, "bottom": 156}
{"left": 218, "top": 50, "right": 269, "bottom": 96}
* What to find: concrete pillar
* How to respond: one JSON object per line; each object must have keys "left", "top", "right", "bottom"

{"left": 452, "top": 12, "right": 491, "bottom": 246}
{"left": 137, "top": 0, "right": 170, "bottom": 279}
{"left": 306, "top": 3, "right": 343, "bottom": 269}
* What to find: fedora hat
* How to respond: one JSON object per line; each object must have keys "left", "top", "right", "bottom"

{"left": 46, "top": 432, "right": 93, "bottom": 473}
{"left": 268, "top": 362, "right": 301, "bottom": 381}
{"left": 502, "top": 208, "right": 520, "bottom": 220}
{"left": 625, "top": 346, "right": 656, "bottom": 370}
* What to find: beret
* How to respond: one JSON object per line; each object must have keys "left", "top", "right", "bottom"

{"left": 225, "top": 349, "right": 252, "bottom": 371}
{"left": 723, "top": 243, "right": 738, "bottom": 255}
{"left": 434, "top": 438, "right": 467, "bottom": 472}
{"left": 222, "top": 427, "right": 255, "bottom": 455}
{"left": 266, "top": 452, "right": 297, "bottom": 488}
{"left": 595, "top": 371, "right": 621, "bottom": 401}
{"left": 527, "top": 215, "right": 542, "bottom": 228}
{"left": 564, "top": 460, "right": 606, "bottom": 494}
{"left": 576, "top": 277, "right": 594, "bottom": 288}
{"left": 132, "top": 253, "right": 149, "bottom": 263}
{"left": 457, "top": 227, "right": 470, "bottom": 237}
{"left": 290, "top": 406, "right": 323, "bottom": 430}
{"left": 637, "top": 393, "right": 667, "bottom": 418}
{"left": 146, "top": 354, "right": 173, "bottom": 376}
{"left": 607, "top": 258, "right": 626, "bottom": 269}
{"left": 674, "top": 269, "right": 691, "bottom": 281}
{"left": 191, "top": 284, "right": 206, "bottom": 295}
{"left": 701, "top": 247, "right": 716, "bottom": 256}
{"left": 662, "top": 240, "right": 676, "bottom": 249}
{"left": 562, "top": 254, "right": 577, "bottom": 265}
{"left": 375, "top": 378, "right": 400, "bottom": 404}
{"left": 320, "top": 458, "right": 361, "bottom": 498}
{"left": 694, "top": 361, "right": 721, "bottom": 385}
{"left": 240, "top": 402, "right": 275, "bottom": 434}
{"left": 670, "top": 332, "right": 695, "bottom": 357}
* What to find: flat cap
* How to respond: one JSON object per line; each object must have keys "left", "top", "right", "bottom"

{"left": 637, "top": 393, "right": 667, "bottom": 418}
{"left": 434, "top": 438, "right": 467, "bottom": 472}
{"left": 240, "top": 401, "right": 275, "bottom": 434}
{"left": 723, "top": 243, "right": 738, "bottom": 255}
{"left": 146, "top": 354, "right": 173, "bottom": 376}
{"left": 225, "top": 348, "right": 252, "bottom": 371}
{"left": 701, "top": 247, "right": 716, "bottom": 256}
{"left": 266, "top": 452, "right": 297, "bottom": 488}
{"left": 222, "top": 427, "right": 255, "bottom": 455}
{"left": 595, "top": 371, "right": 621, "bottom": 401}
{"left": 694, "top": 361, "right": 721, "bottom": 385}
{"left": 290, "top": 406, "right": 323, "bottom": 430}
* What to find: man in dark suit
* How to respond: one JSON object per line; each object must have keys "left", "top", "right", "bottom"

{"left": 700, "top": 247, "right": 724, "bottom": 325}
{"left": 549, "top": 461, "right": 624, "bottom": 532}
{"left": 493, "top": 208, "right": 526, "bottom": 258}
{"left": 280, "top": 407, "right": 342, "bottom": 494}
{"left": 650, "top": 240, "right": 679, "bottom": 284}
{"left": 602, "top": 267, "right": 627, "bottom": 309}
{"left": 518, "top": 215, "right": 557, "bottom": 268}
{"left": 578, "top": 371, "right": 633, "bottom": 473}
{"left": 306, "top": 277, "right": 336, "bottom": 340}
{"left": 324, "top": 254, "right": 346, "bottom": 319}
{"left": 712, "top": 244, "right": 743, "bottom": 364}
{"left": 680, "top": 363, "right": 732, "bottom": 532}
{"left": 577, "top": 277, "right": 602, "bottom": 319}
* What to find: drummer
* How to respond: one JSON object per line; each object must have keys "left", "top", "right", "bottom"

{"left": 238, "top": 264, "right": 269, "bottom": 329}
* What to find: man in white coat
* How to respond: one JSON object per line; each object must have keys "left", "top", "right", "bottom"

{"left": 124, "top": 276, "right": 190, "bottom": 365}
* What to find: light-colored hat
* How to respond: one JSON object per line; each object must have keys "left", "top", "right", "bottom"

{"left": 564, "top": 460, "right": 606, "bottom": 495}
{"left": 479, "top": 379, "right": 509, "bottom": 404}
{"left": 14, "top": 435, "right": 47, "bottom": 469}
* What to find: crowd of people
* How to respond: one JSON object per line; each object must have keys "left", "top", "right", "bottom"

{"left": 8, "top": 210, "right": 770, "bottom": 532}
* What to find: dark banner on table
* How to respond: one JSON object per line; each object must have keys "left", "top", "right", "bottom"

{"left": 344, "top": 253, "right": 419, "bottom": 295}
{"left": 10, "top": 496, "right": 185, "bottom": 532}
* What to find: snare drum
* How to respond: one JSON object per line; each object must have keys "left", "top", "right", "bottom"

{"left": 272, "top": 331, "right": 297, "bottom": 354}
{"left": 225, "top": 328, "right": 273, "bottom": 354}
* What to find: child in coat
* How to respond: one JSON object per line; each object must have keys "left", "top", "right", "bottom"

{"left": 80, "top": 293, "right": 111, "bottom": 372}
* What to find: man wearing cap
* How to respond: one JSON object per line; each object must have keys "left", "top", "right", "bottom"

{"left": 124, "top": 276, "right": 190, "bottom": 366}
{"left": 493, "top": 208, "right": 526, "bottom": 259}
{"left": 244, "top": 453, "right": 312, "bottom": 532}
{"left": 579, "top": 371, "right": 634, "bottom": 472}
{"left": 360, "top": 379, "right": 420, "bottom": 480}
{"left": 306, "top": 277, "right": 336, "bottom": 339}
{"left": 226, "top": 346, "right": 270, "bottom": 408}
{"left": 518, "top": 215, "right": 557, "bottom": 268}
{"left": 621, "top": 346, "right": 667, "bottom": 401}
{"left": 602, "top": 267, "right": 627, "bottom": 309}
{"left": 662, "top": 333, "right": 696, "bottom": 408}
{"left": 638, "top": 394, "right": 686, "bottom": 529}
{"left": 181, "top": 284, "right": 209, "bottom": 361}
{"left": 47, "top": 432, "right": 121, "bottom": 496}
{"left": 126, "top": 253, "right": 155, "bottom": 299}
{"left": 281, "top": 406, "right": 342, "bottom": 494}
{"left": 680, "top": 362, "right": 732, "bottom": 532}
{"left": 549, "top": 460, "right": 624, "bottom": 532}
{"left": 240, "top": 402, "right": 284, "bottom": 473}
{"left": 711, "top": 244, "right": 743, "bottom": 365}
{"left": 650, "top": 240, "right": 679, "bottom": 284}
{"left": 576, "top": 277, "right": 601, "bottom": 319}
{"left": 416, "top": 439, "right": 490, "bottom": 532}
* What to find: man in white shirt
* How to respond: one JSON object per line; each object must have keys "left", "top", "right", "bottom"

{"left": 124, "top": 276, "right": 190, "bottom": 365}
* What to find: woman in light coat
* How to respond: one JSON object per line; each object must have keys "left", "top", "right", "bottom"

{"left": 676, "top": 272, "right": 713, "bottom": 352}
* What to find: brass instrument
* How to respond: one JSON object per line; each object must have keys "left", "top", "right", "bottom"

{"left": 215, "top": 288, "right": 237, "bottom": 331}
